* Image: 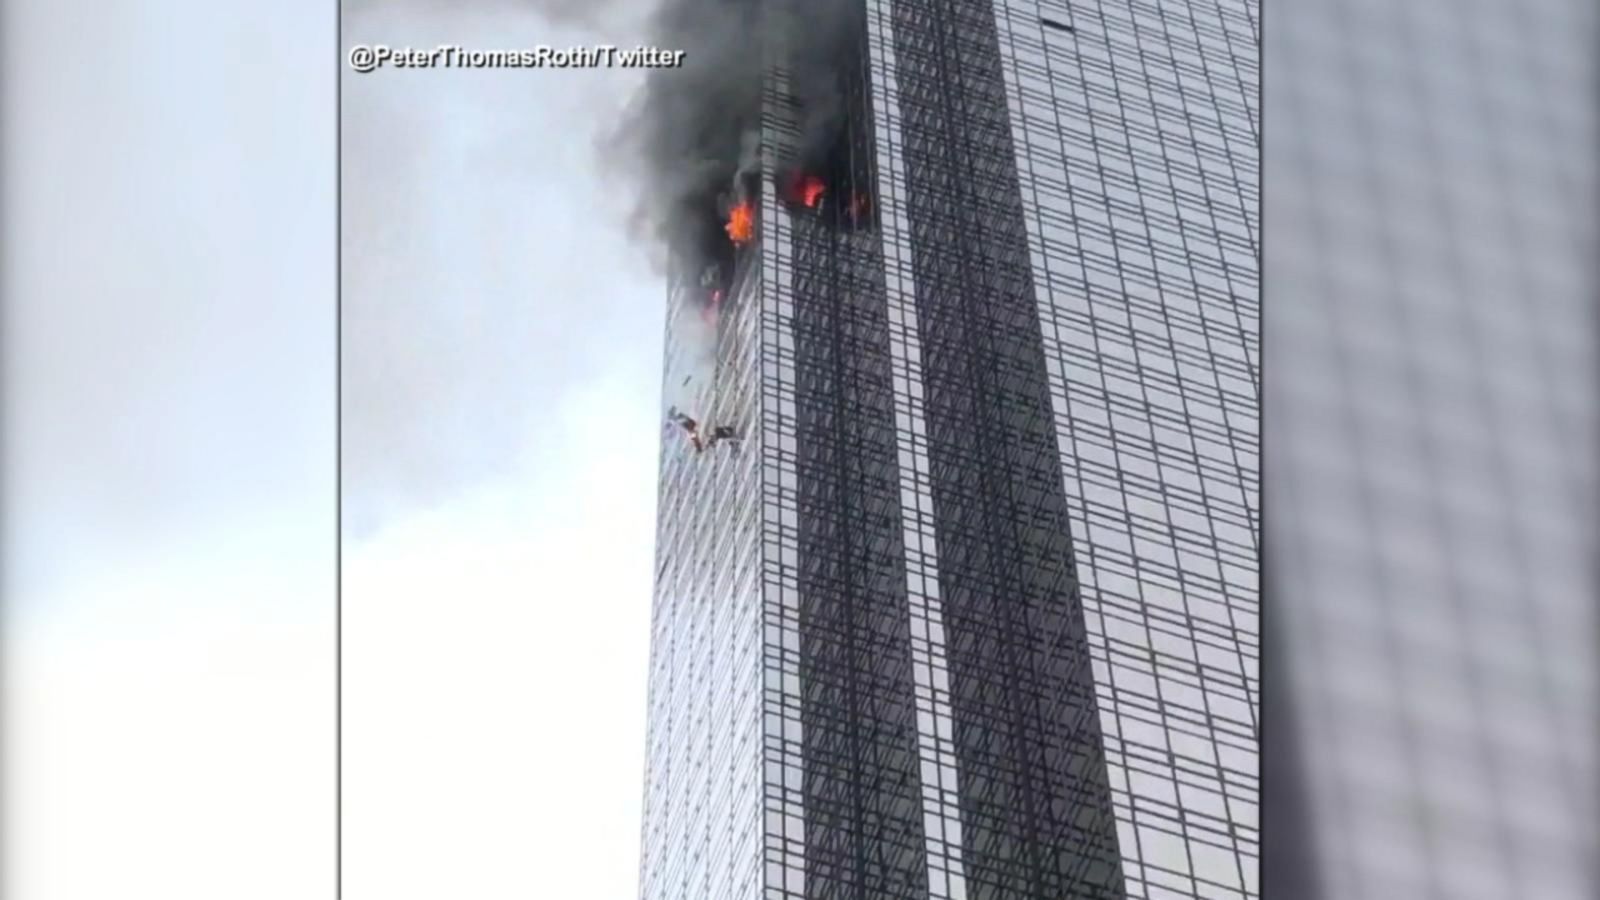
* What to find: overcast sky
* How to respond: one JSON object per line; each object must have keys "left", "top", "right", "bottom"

{"left": 3, "top": 1, "right": 337, "bottom": 896}
{"left": 340, "top": 3, "right": 664, "bottom": 896}
{"left": 5, "top": 0, "right": 662, "bottom": 897}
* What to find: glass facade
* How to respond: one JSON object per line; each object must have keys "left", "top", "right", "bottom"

{"left": 988, "top": 2, "right": 1261, "bottom": 898}
{"left": 641, "top": 1, "right": 1260, "bottom": 898}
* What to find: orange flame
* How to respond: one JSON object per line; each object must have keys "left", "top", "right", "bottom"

{"left": 800, "top": 176, "right": 826, "bottom": 208}
{"left": 783, "top": 172, "right": 827, "bottom": 209}
{"left": 725, "top": 201, "right": 756, "bottom": 244}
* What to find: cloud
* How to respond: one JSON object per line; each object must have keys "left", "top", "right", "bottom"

{"left": 341, "top": 5, "right": 662, "bottom": 537}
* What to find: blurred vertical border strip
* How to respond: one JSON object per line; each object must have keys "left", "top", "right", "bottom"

{"left": 1266, "top": 0, "right": 1599, "bottom": 898}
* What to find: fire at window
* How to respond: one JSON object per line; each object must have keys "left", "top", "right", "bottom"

{"left": 620, "top": 0, "right": 874, "bottom": 318}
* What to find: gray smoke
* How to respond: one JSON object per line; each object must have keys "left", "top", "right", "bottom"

{"left": 345, "top": 0, "right": 862, "bottom": 273}
{"left": 340, "top": 0, "right": 863, "bottom": 535}
{"left": 601, "top": 0, "right": 863, "bottom": 277}
{"left": 595, "top": 0, "right": 864, "bottom": 422}
{"left": 346, "top": 0, "right": 863, "bottom": 274}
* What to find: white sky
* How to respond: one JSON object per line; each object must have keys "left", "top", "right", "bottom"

{"left": 3, "top": 1, "right": 661, "bottom": 897}
{"left": 339, "top": 4, "right": 662, "bottom": 894}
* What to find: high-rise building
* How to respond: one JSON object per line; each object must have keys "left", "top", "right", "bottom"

{"left": 640, "top": 1, "right": 1259, "bottom": 899}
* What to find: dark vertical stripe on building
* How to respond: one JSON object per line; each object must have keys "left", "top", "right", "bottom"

{"left": 887, "top": 0, "right": 1129, "bottom": 897}
{"left": 788, "top": 13, "right": 931, "bottom": 898}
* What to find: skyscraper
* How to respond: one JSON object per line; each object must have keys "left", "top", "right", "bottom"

{"left": 640, "top": 1, "right": 1258, "bottom": 898}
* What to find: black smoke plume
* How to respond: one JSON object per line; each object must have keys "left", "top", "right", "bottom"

{"left": 604, "top": 0, "right": 867, "bottom": 285}
{"left": 347, "top": 0, "right": 867, "bottom": 277}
